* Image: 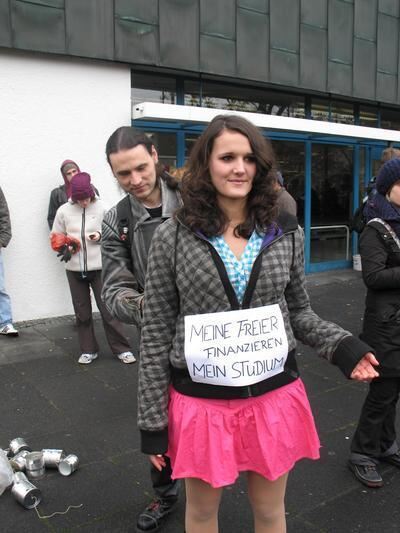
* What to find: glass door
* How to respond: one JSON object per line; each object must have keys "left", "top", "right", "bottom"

{"left": 309, "top": 144, "right": 353, "bottom": 265}
{"left": 272, "top": 140, "right": 305, "bottom": 226}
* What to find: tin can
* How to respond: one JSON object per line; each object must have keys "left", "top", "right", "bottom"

{"left": 42, "top": 449, "right": 65, "bottom": 468}
{"left": 25, "top": 451, "right": 45, "bottom": 480}
{"left": 9, "top": 438, "right": 30, "bottom": 456}
{"left": 58, "top": 454, "right": 79, "bottom": 476}
{"left": 12, "top": 472, "right": 41, "bottom": 509}
{"left": 9, "top": 449, "right": 30, "bottom": 471}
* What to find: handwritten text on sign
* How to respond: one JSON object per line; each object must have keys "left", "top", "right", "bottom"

{"left": 184, "top": 304, "right": 288, "bottom": 386}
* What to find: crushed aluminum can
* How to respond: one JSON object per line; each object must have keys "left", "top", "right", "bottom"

{"left": 12, "top": 472, "right": 41, "bottom": 509}
{"left": 58, "top": 454, "right": 79, "bottom": 476}
{"left": 9, "top": 449, "right": 30, "bottom": 471}
{"left": 25, "top": 451, "right": 45, "bottom": 480}
{"left": 9, "top": 438, "right": 30, "bottom": 456}
{"left": 42, "top": 448, "right": 65, "bottom": 468}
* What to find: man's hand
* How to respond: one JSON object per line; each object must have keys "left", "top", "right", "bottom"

{"left": 350, "top": 352, "right": 379, "bottom": 382}
{"left": 149, "top": 454, "right": 166, "bottom": 472}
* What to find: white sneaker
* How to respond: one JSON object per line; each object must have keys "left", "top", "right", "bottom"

{"left": 0, "top": 324, "right": 19, "bottom": 337}
{"left": 78, "top": 352, "right": 98, "bottom": 364}
{"left": 117, "top": 351, "right": 136, "bottom": 364}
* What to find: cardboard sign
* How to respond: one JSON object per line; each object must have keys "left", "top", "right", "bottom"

{"left": 184, "top": 304, "right": 289, "bottom": 386}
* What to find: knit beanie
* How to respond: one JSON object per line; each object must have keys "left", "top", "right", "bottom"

{"left": 70, "top": 172, "right": 95, "bottom": 202}
{"left": 376, "top": 157, "right": 400, "bottom": 195}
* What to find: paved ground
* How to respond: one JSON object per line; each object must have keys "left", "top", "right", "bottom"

{"left": 1, "top": 269, "right": 400, "bottom": 533}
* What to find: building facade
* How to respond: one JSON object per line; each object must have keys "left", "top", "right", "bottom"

{"left": 1, "top": 0, "right": 400, "bottom": 320}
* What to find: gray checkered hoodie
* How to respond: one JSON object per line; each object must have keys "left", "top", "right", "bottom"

{"left": 138, "top": 214, "right": 372, "bottom": 454}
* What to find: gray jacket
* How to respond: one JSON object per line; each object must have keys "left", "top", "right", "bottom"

{"left": 138, "top": 215, "right": 371, "bottom": 453}
{"left": 101, "top": 177, "right": 182, "bottom": 325}
{"left": 0, "top": 187, "right": 11, "bottom": 248}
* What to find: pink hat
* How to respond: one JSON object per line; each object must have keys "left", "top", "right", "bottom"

{"left": 70, "top": 172, "right": 95, "bottom": 202}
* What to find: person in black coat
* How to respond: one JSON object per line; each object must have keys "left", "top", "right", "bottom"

{"left": 47, "top": 160, "right": 100, "bottom": 230}
{"left": 47, "top": 160, "right": 80, "bottom": 230}
{"left": 349, "top": 156, "right": 400, "bottom": 488}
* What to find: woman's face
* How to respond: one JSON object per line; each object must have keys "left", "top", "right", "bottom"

{"left": 77, "top": 198, "right": 91, "bottom": 209}
{"left": 388, "top": 181, "right": 400, "bottom": 207}
{"left": 208, "top": 129, "right": 257, "bottom": 204}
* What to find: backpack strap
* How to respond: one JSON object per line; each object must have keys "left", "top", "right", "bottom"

{"left": 116, "top": 195, "right": 133, "bottom": 248}
{"left": 367, "top": 218, "right": 400, "bottom": 250}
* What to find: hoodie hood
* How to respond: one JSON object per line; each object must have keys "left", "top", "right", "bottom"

{"left": 60, "top": 159, "right": 80, "bottom": 198}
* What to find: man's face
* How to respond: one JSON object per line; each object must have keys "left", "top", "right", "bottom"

{"left": 64, "top": 167, "right": 79, "bottom": 182}
{"left": 109, "top": 144, "right": 159, "bottom": 204}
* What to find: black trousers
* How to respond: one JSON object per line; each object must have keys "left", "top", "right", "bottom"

{"left": 66, "top": 270, "right": 131, "bottom": 355}
{"left": 350, "top": 377, "right": 400, "bottom": 463}
{"left": 134, "top": 322, "right": 179, "bottom": 501}
{"left": 150, "top": 456, "right": 180, "bottom": 500}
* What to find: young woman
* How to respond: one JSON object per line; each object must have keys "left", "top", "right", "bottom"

{"left": 51, "top": 172, "right": 135, "bottom": 365}
{"left": 138, "top": 115, "right": 378, "bottom": 532}
{"left": 349, "top": 157, "right": 400, "bottom": 488}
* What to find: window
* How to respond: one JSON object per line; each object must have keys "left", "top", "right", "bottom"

{"left": 311, "top": 99, "right": 330, "bottom": 122}
{"left": 330, "top": 100, "right": 354, "bottom": 124}
{"left": 311, "top": 99, "right": 354, "bottom": 124}
{"left": 380, "top": 108, "right": 400, "bottom": 131}
{"left": 145, "top": 132, "right": 177, "bottom": 170}
{"left": 131, "top": 72, "right": 177, "bottom": 106}
{"left": 272, "top": 140, "right": 305, "bottom": 226}
{"left": 184, "top": 80, "right": 305, "bottom": 117}
{"left": 359, "top": 105, "right": 378, "bottom": 128}
{"left": 310, "top": 145, "right": 353, "bottom": 262}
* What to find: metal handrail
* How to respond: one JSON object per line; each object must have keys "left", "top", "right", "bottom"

{"left": 310, "top": 225, "right": 350, "bottom": 260}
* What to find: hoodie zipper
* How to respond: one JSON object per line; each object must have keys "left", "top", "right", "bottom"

{"left": 182, "top": 222, "right": 296, "bottom": 397}
{"left": 188, "top": 225, "right": 294, "bottom": 310}
{"left": 81, "top": 208, "right": 88, "bottom": 273}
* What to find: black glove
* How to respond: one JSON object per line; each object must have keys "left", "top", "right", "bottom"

{"left": 57, "top": 244, "right": 73, "bottom": 263}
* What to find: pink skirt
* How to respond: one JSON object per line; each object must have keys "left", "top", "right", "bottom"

{"left": 167, "top": 378, "right": 320, "bottom": 488}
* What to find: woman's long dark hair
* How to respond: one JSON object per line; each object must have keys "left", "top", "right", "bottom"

{"left": 177, "top": 114, "right": 278, "bottom": 238}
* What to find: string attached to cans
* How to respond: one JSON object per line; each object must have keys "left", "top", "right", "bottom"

{"left": 32, "top": 497, "right": 83, "bottom": 519}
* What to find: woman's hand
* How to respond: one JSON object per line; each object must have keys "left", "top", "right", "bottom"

{"left": 149, "top": 454, "right": 166, "bottom": 471}
{"left": 350, "top": 352, "right": 379, "bottom": 382}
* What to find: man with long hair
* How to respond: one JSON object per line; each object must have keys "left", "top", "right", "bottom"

{"left": 101, "top": 128, "right": 181, "bottom": 533}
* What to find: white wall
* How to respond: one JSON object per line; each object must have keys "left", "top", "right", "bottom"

{"left": 0, "top": 49, "right": 131, "bottom": 321}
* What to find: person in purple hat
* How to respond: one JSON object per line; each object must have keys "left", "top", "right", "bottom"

{"left": 47, "top": 160, "right": 100, "bottom": 229}
{"left": 349, "top": 156, "right": 400, "bottom": 488}
{"left": 50, "top": 172, "right": 135, "bottom": 365}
